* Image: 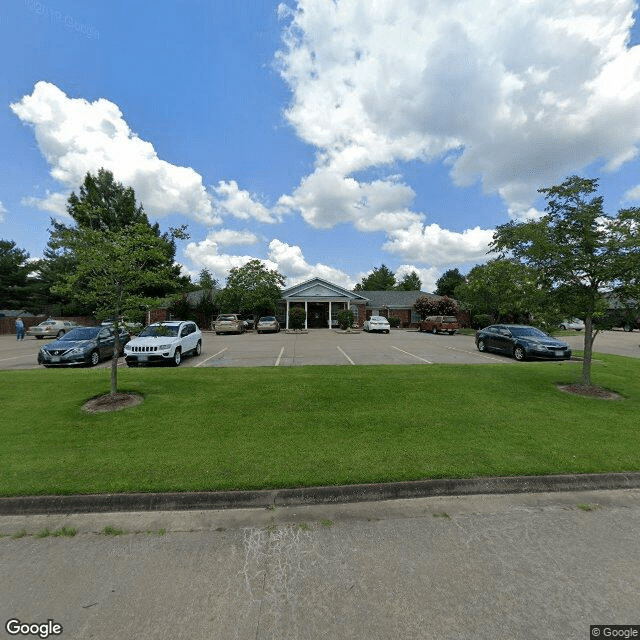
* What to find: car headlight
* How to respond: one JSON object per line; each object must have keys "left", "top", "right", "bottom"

{"left": 531, "top": 343, "right": 546, "bottom": 351}
{"left": 157, "top": 344, "right": 172, "bottom": 351}
{"left": 69, "top": 347, "right": 87, "bottom": 355}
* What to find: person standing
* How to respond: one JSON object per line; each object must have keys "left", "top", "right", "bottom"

{"left": 15, "top": 317, "right": 25, "bottom": 341}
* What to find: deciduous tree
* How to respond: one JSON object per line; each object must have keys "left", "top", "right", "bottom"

{"left": 217, "top": 259, "right": 285, "bottom": 318}
{"left": 492, "top": 175, "right": 640, "bottom": 386}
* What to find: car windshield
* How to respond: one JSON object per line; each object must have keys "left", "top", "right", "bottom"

{"left": 259, "top": 317, "right": 276, "bottom": 322}
{"left": 509, "top": 327, "right": 548, "bottom": 338}
{"left": 40, "top": 321, "right": 56, "bottom": 326}
{"left": 60, "top": 327, "right": 99, "bottom": 340}
{"left": 218, "top": 315, "right": 236, "bottom": 321}
{"left": 139, "top": 324, "right": 179, "bottom": 337}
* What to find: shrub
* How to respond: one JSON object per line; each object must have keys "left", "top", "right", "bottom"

{"left": 337, "top": 308, "right": 356, "bottom": 329}
{"left": 388, "top": 316, "right": 401, "bottom": 328}
{"left": 289, "top": 306, "right": 306, "bottom": 330}
{"left": 472, "top": 313, "right": 491, "bottom": 329}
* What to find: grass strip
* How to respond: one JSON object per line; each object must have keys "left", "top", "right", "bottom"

{"left": 1, "top": 355, "right": 638, "bottom": 496}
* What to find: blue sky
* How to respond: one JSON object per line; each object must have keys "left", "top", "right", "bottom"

{"left": 3, "top": 0, "right": 640, "bottom": 292}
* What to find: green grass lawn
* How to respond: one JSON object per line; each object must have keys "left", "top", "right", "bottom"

{"left": 1, "top": 354, "right": 639, "bottom": 497}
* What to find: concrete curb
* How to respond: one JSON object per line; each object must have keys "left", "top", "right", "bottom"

{"left": 2, "top": 472, "right": 640, "bottom": 516}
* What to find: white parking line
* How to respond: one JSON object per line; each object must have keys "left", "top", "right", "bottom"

{"left": 392, "top": 346, "right": 432, "bottom": 364}
{"left": 195, "top": 348, "right": 227, "bottom": 367}
{"left": 337, "top": 346, "right": 355, "bottom": 364}
{"left": 275, "top": 346, "right": 285, "bottom": 366}
{"left": 445, "top": 346, "right": 505, "bottom": 362}
{"left": 0, "top": 355, "right": 30, "bottom": 362}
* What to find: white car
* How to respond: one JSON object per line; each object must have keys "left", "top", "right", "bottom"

{"left": 363, "top": 316, "right": 391, "bottom": 333}
{"left": 124, "top": 321, "right": 202, "bottom": 367}
{"left": 559, "top": 318, "right": 585, "bottom": 331}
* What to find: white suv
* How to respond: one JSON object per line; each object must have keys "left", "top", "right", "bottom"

{"left": 124, "top": 321, "right": 202, "bottom": 367}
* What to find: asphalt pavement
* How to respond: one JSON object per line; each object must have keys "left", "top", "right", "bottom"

{"left": 1, "top": 327, "right": 639, "bottom": 371}
{"left": 1, "top": 488, "right": 639, "bottom": 639}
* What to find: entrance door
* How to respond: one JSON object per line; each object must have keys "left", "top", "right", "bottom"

{"left": 307, "top": 302, "right": 328, "bottom": 328}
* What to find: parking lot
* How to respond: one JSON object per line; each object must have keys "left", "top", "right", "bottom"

{"left": 1, "top": 327, "right": 638, "bottom": 371}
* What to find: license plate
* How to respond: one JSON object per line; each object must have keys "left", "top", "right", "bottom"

{"left": 51, "top": 356, "right": 60, "bottom": 363}
{"left": 138, "top": 355, "right": 148, "bottom": 362}
{"left": 555, "top": 351, "right": 563, "bottom": 356}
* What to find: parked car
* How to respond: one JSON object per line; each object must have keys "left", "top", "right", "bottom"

{"left": 559, "top": 318, "right": 585, "bottom": 331}
{"left": 243, "top": 315, "right": 255, "bottom": 330}
{"left": 37, "top": 326, "right": 127, "bottom": 367}
{"left": 419, "top": 315, "right": 461, "bottom": 335}
{"left": 27, "top": 318, "right": 79, "bottom": 339}
{"left": 256, "top": 316, "right": 280, "bottom": 333}
{"left": 124, "top": 320, "right": 202, "bottom": 367}
{"left": 363, "top": 316, "right": 391, "bottom": 333}
{"left": 101, "top": 317, "right": 144, "bottom": 334}
{"left": 213, "top": 314, "right": 245, "bottom": 335}
{"left": 475, "top": 324, "right": 572, "bottom": 361}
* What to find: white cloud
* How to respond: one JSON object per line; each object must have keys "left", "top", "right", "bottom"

{"left": 382, "top": 223, "right": 494, "bottom": 267}
{"left": 277, "top": 0, "right": 640, "bottom": 219}
{"left": 21, "top": 192, "right": 70, "bottom": 218}
{"left": 205, "top": 229, "right": 258, "bottom": 246}
{"left": 11, "top": 81, "right": 217, "bottom": 224}
{"left": 184, "top": 235, "right": 279, "bottom": 284}
{"left": 267, "top": 239, "right": 355, "bottom": 288}
{"left": 213, "top": 180, "right": 280, "bottom": 223}
{"left": 0, "top": 201, "right": 6, "bottom": 222}
{"left": 277, "top": 167, "right": 423, "bottom": 230}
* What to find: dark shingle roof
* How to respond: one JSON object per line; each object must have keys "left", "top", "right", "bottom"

{"left": 353, "top": 291, "right": 437, "bottom": 308}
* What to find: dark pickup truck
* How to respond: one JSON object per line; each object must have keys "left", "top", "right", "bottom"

{"left": 419, "top": 315, "right": 461, "bottom": 335}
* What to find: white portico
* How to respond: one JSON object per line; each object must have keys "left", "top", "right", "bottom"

{"left": 280, "top": 278, "right": 369, "bottom": 329}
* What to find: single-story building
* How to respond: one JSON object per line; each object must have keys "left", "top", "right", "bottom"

{"left": 278, "top": 278, "right": 369, "bottom": 329}
{"left": 277, "top": 277, "right": 442, "bottom": 329}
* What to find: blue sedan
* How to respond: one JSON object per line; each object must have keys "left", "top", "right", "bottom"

{"left": 475, "top": 324, "right": 572, "bottom": 361}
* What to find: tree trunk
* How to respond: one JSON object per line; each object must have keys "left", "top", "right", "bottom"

{"left": 582, "top": 315, "right": 595, "bottom": 386}
{"left": 110, "top": 331, "right": 120, "bottom": 396}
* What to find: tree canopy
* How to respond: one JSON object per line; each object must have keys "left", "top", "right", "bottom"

{"left": 396, "top": 270, "right": 422, "bottom": 291}
{"left": 217, "top": 259, "right": 285, "bottom": 317}
{"left": 492, "top": 175, "right": 640, "bottom": 386}
{"left": 0, "top": 240, "right": 34, "bottom": 309}
{"left": 354, "top": 264, "right": 396, "bottom": 290}
{"left": 52, "top": 170, "right": 188, "bottom": 394}
{"left": 435, "top": 268, "right": 465, "bottom": 297}
{"left": 453, "top": 259, "right": 539, "bottom": 325}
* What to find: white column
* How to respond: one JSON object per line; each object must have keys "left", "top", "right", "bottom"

{"left": 286, "top": 300, "right": 290, "bottom": 329}
{"left": 304, "top": 301, "right": 308, "bottom": 330}
{"left": 328, "top": 301, "right": 332, "bottom": 328}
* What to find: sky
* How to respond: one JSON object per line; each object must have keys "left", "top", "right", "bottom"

{"left": 3, "top": 0, "right": 640, "bottom": 293}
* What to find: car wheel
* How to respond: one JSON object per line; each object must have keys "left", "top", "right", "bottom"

{"left": 477, "top": 339, "right": 486, "bottom": 352}
{"left": 560, "top": 324, "right": 567, "bottom": 330}
{"left": 513, "top": 346, "right": 526, "bottom": 361}
{"left": 172, "top": 348, "right": 181, "bottom": 367}
{"left": 216, "top": 332, "right": 220, "bottom": 335}
{"left": 36, "top": 335, "right": 43, "bottom": 339}
{"left": 385, "top": 330, "right": 390, "bottom": 334}
{"left": 193, "top": 340, "right": 202, "bottom": 356}
{"left": 89, "top": 350, "right": 100, "bottom": 366}
{"left": 623, "top": 323, "right": 633, "bottom": 332}
{"left": 57, "top": 330, "right": 65, "bottom": 338}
